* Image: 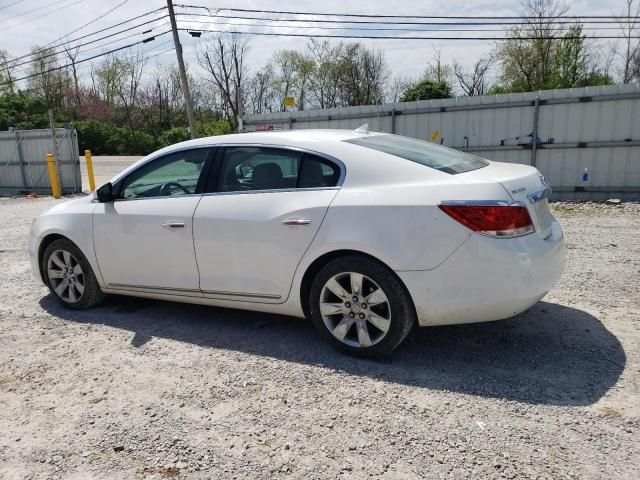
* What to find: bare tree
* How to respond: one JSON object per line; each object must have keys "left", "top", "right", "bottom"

{"left": 616, "top": 0, "right": 640, "bottom": 83}
{"left": 307, "top": 39, "right": 343, "bottom": 109}
{"left": 339, "top": 43, "right": 387, "bottom": 106}
{"left": 27, "top": 46, "right": 68, "bottom": 108}
{"left": 272, "top": 49, "right": 298, "bottom": 110}
{"left": 93, "top": 53, "right": 127, "bottom": 106}
{"left": 62, "top": 41, "right": 81, "bottom": 106}
{"left": 138, "top": 63, "right": 187, "bottom": 141}
{"left": 247, "top": 64, "right": 277, "bottom": 114}
{"left": 116, "top": 51, "right": 146, "bottom": 143}
{"left": 454, "top": 58, "right": 493, "bottom": 96}
{"left": 385, "top": 75, "right": 413, "bottom": 103}
{"left": 197, "top": 34, "right": 249, "bottom": 128}
{"left": 425, "top": 48, "right": 452, "bottom": 84}
{"left": 0, "top": 50, "right": 16, "bottom": 93}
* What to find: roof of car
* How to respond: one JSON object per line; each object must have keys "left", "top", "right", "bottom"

{"left": 171, "top": 129, "right": 382, "bottom": 150}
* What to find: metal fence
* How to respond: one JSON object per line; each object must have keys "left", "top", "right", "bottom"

{"left": 0, "top": 127, "right": 82, "bottom": 196}
{"left": 243, "top": 84, "right": 640, "bottom": 201}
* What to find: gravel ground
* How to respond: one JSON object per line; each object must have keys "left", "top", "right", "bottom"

{"left": 0, "top": 187, "right": 639, "bottom": 479}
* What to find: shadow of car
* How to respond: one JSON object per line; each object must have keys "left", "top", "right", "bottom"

{"left": 39, "top": 295, "right": 624, "bottom": 407}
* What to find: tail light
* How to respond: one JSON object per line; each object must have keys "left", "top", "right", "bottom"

{"left": 438, "top": 202, "right": 535, "bottom": 238}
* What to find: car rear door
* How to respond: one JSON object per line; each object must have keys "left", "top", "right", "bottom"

{"left": 93, "top": 148, "right": 213, "bottom": 293}
{"left": 193, "top": 146, "right": 342, "bottom": 302}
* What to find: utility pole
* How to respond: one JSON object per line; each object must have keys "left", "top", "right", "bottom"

{"left": 167, "top": 1, "right": 197, "bottom": 139}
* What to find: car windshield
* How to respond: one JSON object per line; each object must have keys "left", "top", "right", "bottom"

{"left": 344, "top": 134, "right": 488, "bottom": 174}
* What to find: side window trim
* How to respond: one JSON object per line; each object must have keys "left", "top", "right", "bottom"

{"left": 201, "top": 144, "right": 346, "bottom": 194}
{"left": 206, "top": 147, "right": 225, "bottom": 193}
{"left": 113, "top": 147, "right": 216, "bottom": 201}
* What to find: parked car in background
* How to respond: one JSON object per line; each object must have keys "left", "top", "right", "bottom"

{"left": 30, "top": 128, "right": 566, "bottom": 357}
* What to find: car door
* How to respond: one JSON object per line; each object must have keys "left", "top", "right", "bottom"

{"left": 93, "top": 148, "right": 213, "bottom": 293}
{"left": 193, "top": 146, "right": 343, "bottom": 302}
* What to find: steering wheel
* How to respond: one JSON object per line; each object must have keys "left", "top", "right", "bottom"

{"left": 159, "top": 182, "right": 191, "bottom": 196}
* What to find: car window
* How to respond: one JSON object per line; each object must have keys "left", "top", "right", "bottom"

{"left": 120, "top": 149, "right": 209, "bottom": 199}
{"left": 219, "top": 147, "right": 298, "bottom": 192}
{"left": 344, "top": 134, "right": 488, "bottom": 174}
{"left": 217, "top": 147, "right": 341, "bottom": 192}
{"left": 299, "top": 154, "right": 341, "bottom": 188}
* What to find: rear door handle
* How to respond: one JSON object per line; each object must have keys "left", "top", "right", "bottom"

{"left": 282, "top": 219, "right": 311, "bottom": 226}
{"left": 162, "top": 222, "right": 185, "bottom": 229}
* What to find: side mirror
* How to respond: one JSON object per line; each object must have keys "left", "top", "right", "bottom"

{"left": 96, "top": 182, "right": 114, "bottom": 203}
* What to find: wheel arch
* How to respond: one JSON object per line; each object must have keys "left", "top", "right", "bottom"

{"left": 298, "top": 249, "right": 417, "bottom": 320}
{"left": 38, "top": 233, "right": 72, "bottom": 282}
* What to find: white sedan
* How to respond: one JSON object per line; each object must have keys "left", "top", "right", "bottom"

{"left": 29, "top": 129, "right": 566, "bottom": 357}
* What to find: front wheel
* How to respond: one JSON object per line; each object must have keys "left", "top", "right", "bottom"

{"left": 309, "top": 256, "right": 416, "bottom": 358}
{"left": 42, "top": 238, "right": 105, "bottom": 310}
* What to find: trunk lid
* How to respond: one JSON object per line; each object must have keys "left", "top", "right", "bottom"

{"left": 459, "top": 161, "right": 554, "bottom": 239}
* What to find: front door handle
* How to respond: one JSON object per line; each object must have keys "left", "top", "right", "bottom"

{"left": 282, "top": 219, "right": 311, "bottom": 226}
{"left": 162, "top": 222, "right": 185, "bottom": 229}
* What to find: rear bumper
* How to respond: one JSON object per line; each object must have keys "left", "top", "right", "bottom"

{"left": 397, "top": 220, "right": 566, "bottom": 327}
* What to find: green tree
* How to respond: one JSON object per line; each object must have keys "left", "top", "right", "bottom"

{"left": 0, "top": 91, "right": 49, "bottom": 130}
{"left": 399, "top": 78, "right": 452, "bottom": 102}
{"left": 553, "top": 25, "right": 612, "bottom": 87}
{"left": 27, "top": 46, "right": 69, "bottom": 108}
{"left": 494, "top": 1, "right": 612, "bottom": 92}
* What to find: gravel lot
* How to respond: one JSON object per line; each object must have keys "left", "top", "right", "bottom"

{"left": 0, "top": 164, "right": 639, "bottom": 479}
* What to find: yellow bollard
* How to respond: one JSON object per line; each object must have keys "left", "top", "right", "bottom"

{"left": 46, "top": 153, "right": 61, "bottom": 198}
{"left": 84, "top": 149, "right": 96, "bottom": 191}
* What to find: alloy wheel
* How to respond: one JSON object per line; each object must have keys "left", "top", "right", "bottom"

{"left": 319, "top": 271, "right": 392, "bottom": 348}
{"left": 47, "top": 249, "right": 85, "bottom": 303}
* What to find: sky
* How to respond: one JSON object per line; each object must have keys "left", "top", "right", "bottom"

{"left": 0, "top": 0, "right": 624, "bottom": 86}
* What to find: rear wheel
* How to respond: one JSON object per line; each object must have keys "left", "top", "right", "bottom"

{"left": 309, "top": 255, "right": 415, "bottom": 358}
{"left": 42, "top": 238, "right": 105, "bottom": 310}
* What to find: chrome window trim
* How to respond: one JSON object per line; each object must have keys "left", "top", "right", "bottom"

{"left": 109, "top": 145, "right": 216, "bottom": 186}
{"left": 201, "top": 186, "right": 339, "bottom": 198}
{"left": 211, "top": 143, "right": 347, "bottom": 188}
{"left": 112, "top": 193, "right": 203, "bottom": 203}
{"left": 105, "top": 143, "right": 346, "bottom": 201}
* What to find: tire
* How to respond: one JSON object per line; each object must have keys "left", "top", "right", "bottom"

{"left": 42, "top": 238, "right": 105, "bottom": 310}
{"left": 309, "top": 255, "right": 416, "bottom": 358}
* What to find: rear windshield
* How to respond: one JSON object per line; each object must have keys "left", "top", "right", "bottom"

{"left": 344, "top": 134, "right": 488, "bottom": 174}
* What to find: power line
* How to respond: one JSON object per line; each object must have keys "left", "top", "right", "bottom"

{"left": 72, "top": 39, "right": 175, "bottom": 78}
{"left": 5, "top": 1, "right": 137, "bottom": 77}
{"left": 176, "top": 5, "right": 632, "bottom": 20}
{"left": 182, "top": 27, "right": 640, "bottom": 41}
{"left": 3, "top": 0, "right": 88, "bottom": 34}
{"left": 0, "top": 0, "right": 26, "bottom": 12}
{"left": 18, "top": 39, "right": 177, "bottom": 94}
{"left": 0, "top": 30, "right": 172, "bottom": 86}
{"left": 3, "top": 16, "right": 169, "bottom": 71}
{"left": 0, "top": 0, "right": 74, "bottom": 23}
{"left": 10, "top": 21, "right": 171, "bottom": 77}
{"left": 178, "top": 17, "right": 625, "bottom": 34}
{"left": 40, "top": 0, "right": 132, "bottom": 50}
{"left": 1, "top": 7, "right": 167, "bottom": 67}
{"left": 2, "top": 0, "right": 88, "bottom": 32}
{"left": 178, "top": 11, "right": 640, "bottom": 27}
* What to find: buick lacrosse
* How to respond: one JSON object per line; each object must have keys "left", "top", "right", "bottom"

{"left": 30, "top": 128, "right": 566, "bottom": 357}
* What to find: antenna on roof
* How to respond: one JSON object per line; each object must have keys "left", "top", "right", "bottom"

{"left": 354, "top": 123, "right": 369, "bottom": 134}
